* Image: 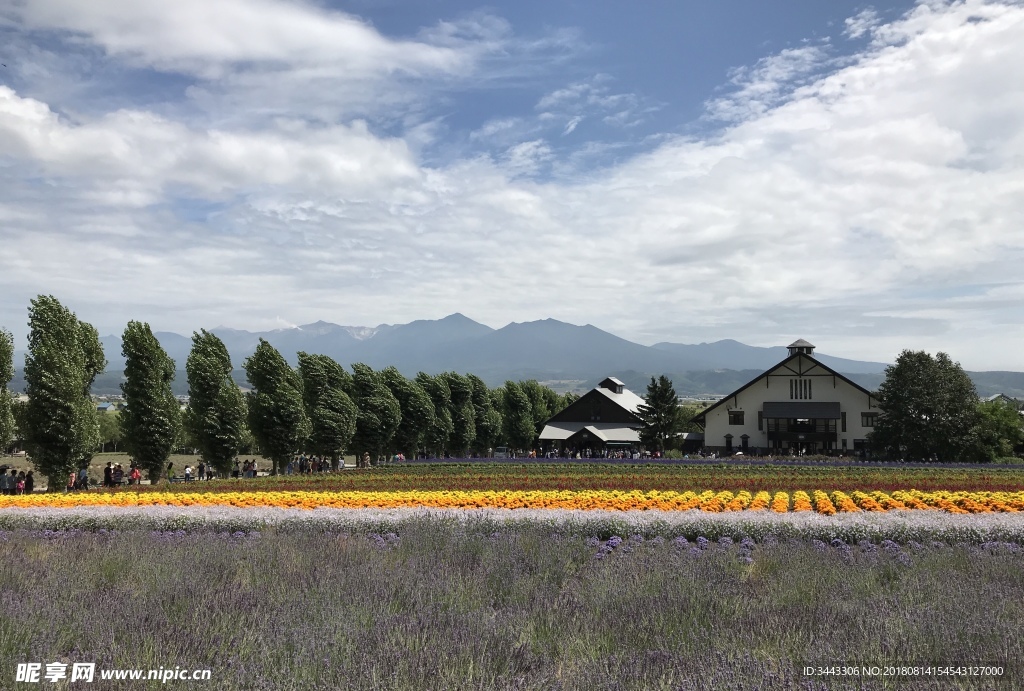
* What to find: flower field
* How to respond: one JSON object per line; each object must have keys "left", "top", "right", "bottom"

{"left": 3, "top": 486, "right": 1024, "bottom": 513}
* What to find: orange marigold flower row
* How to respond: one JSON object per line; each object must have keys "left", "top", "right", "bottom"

{"left": 1, "top": 489, "right": 1022, "bottom": 514}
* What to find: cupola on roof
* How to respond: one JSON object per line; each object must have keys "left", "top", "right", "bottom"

{"left": 787, "top": 339, "right": 815, "bottom": 356}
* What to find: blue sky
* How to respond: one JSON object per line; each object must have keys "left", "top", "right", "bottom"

{"left": 2, "top": 0, "right": 1024, "bottom": 370}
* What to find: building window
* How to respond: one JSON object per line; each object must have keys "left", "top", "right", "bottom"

{"left": 861, "top": 413, "right": 878, "bottom": 427}
{"left": 841, "top": 412, "right": 847, "bottom": 433}
{"left": 728, "top": 411, "right": 745, "bottom": 425}
{"left": 724, "top": 434, "right": 733, "bottom": 452}
{"left": 757, "top": 411, "right": 763, "bottom": 431}
{"left": 790, "top": 379, "right": 812, "bottom": 400}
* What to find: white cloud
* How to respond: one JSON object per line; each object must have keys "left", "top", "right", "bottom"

{"left": 3, "top": 1, "right": 1024, "bottom": 369}
{"left": 6, "top": 0, "right": 467, "bottom": 79}
{"left": 845, "top": 8, "right": 881, "bottom": 39}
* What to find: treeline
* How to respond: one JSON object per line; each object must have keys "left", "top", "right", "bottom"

{"left": 0, "top": 296, "right": 579, "bottom": 491}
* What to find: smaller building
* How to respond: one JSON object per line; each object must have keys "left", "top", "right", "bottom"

{"left": 984, "top": 393, "right": 1023, "bottom": 411}
{"left": 539, "top": 377, "right": 645, "bottom": 455}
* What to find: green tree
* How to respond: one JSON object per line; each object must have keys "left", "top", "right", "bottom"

{"left": 120, "top": 321, "right": 181, "bottom": 482}
{"left": 0, "top": 329, "right": 14, "bottom": 453}
{"left": 467, "top": 374, "right": 502, "bottom": 454}
{"left": 21, "top": 296, "right": 106, "bottom": 491}
{"left": 973, "top": 399, "right": 1024, "bottom": 462}
{"left": 350, "top": 363, "right": 401, "bottom": 465}
{"left": 185, "top": 330, "right": 246, "bottom": 476}
{"left": 636, "top": 375, "right": 683, "bottom": 453}
{"left": 297, "top": 352, "right": 357, "bottom": 469}
{"left": 416, "top": 372, "right": 453, "bottom": 456}
{"left": 519, "top": 380, "right": 560, "bottom": 439}
{"left": 678, "top": 404, "right": 706, "bottom": 434}
{"left": 244, "top": 339, "right": 310, "bottom": 475}
{"left": 870, "top": 350, "right": 980, "bottom": 462}
{"left": 501, "top": 381, "right": 535, "bottom": 452}
{"left": 442, "top": 372, "right": 476, "bottom": 455}
{"left": 381, "top": 367, "right": 434, "bottom": 458}
{"left": 96, "top": 411, "right": 123, "bottom": 452}
{"left": 559, "top": 392, "right": 580, "bottom": 410}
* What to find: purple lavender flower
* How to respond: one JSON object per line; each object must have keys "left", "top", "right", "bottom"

{"left": 718, "top": 536, "right": 733, "bottom": 546}
{"left": 812, "top": 539, "right": 827, "bottom": 552}
{"left": 696, "top": 536, "right": 709, "bottom": 550}
{"left": 673, "top": 536, "right": 689, "bottom": 548}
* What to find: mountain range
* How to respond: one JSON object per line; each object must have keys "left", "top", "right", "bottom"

{"left": 9, "top": 313, "right": 1024, "bottom": 398}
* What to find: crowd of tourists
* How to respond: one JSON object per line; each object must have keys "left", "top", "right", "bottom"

{"left": 0, "top": 468, "right": 34, "bottom": 494}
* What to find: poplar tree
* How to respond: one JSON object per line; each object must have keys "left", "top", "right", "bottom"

{"left": 519, "top": 379, "right": 560, "bottom": 438}
{"left": 244, "top": 340, "right": 309, "bottom": 475}
{"left": 416, "top": 372, "right": 454, "bottom": 456}
{"left": 297, "top": 352, "right": 357, "bottom": 469}
{"left": 441, "top": 371, "right": 476, "bottom": 455}
{"left": 381, "top": 366, "right": 434, "bottom": 458}
{"left": 120, "top": 321, "right": 181, "bottom": 482}
{"left": 349, "top": 363, "right": 401, "bottom": 465}
{"left": 501, "top": 381, "right": 535, "bottom": 452}
{"left": 185, "top": 330, "right": 246, "bottom": 476}
{"left": 21, "top": 296, "right": 106, "bottom": 491}
{"left": 0, "top": 329, "right": 14, "bottom": 452}
{"left": 467, "top": 374, "right": 502, "bottom": 454}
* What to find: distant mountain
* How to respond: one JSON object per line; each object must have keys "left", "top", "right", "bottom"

{"left": 651, "top": 339, "right": 889, "bottom": 374}
{"left": 7, "top": 313, "right": 1024, "bottom": 398}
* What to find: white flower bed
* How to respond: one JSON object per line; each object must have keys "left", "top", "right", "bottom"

{"left": 2, "top": 506, "right": 1024, "bottom": 543}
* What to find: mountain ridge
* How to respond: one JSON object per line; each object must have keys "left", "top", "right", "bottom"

{"left": 8, "top": 313, "right": 1024, "bottom": 397}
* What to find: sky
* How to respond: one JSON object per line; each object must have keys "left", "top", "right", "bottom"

{"left": 2, "top": 0, "right": 1024, "bottom": 370}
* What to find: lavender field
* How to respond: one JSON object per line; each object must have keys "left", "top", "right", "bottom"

{"left": 2, "top": 521, "right": 1021, "bottom": 690}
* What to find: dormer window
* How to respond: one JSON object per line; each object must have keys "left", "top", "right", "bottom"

{"left": 599, "top": 377, "right": 625, "bottom": 394}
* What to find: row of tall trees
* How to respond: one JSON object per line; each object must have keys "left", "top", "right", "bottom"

{"left": 1, "top": 296, "right": 582, "bottom": 488}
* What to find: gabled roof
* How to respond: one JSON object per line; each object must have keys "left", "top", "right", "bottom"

{"left": 593, "top": 383, "right": 645, "bottom": 414}
{"left": 691, "top": 352, "right": 875, "bottom": 425}
{"left": 788, "top": 339, "right": 815, "bottom": 349}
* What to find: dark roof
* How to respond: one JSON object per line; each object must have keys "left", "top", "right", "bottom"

{"left": 762, "top": 402, "right": 841, "bottom": 419}
{"left": 691, "top": 352, "right": 876, "bottom": 425}
{"left": 788, "top": 339, "right": 815, "bottom": 348}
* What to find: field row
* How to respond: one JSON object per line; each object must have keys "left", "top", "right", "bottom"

{"left": 2, "top": 489, "right": 1023, "bottom": 513}
{"left": 110, "top": 463, "right": 1024, "bottom": 493}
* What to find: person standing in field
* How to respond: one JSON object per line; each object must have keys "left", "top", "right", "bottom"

{"left": 184, "top": 465, "right": 193, "bottom": 482}
{"left": 24, "top": 471, "right": 34, "bottom": 493}
{"left": 198, "top": 461, "right": 205, "bottom": 482}
{"left": 103, "top": 462, "right": 113, "bottom": 488}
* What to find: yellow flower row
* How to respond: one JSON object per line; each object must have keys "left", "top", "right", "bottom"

{"left": 1, "top": 489, "right": 1024, "bottom": 513}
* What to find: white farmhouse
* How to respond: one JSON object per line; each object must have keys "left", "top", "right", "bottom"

{"left": 692, "top": 340, "right": 880, "bottom": 455}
